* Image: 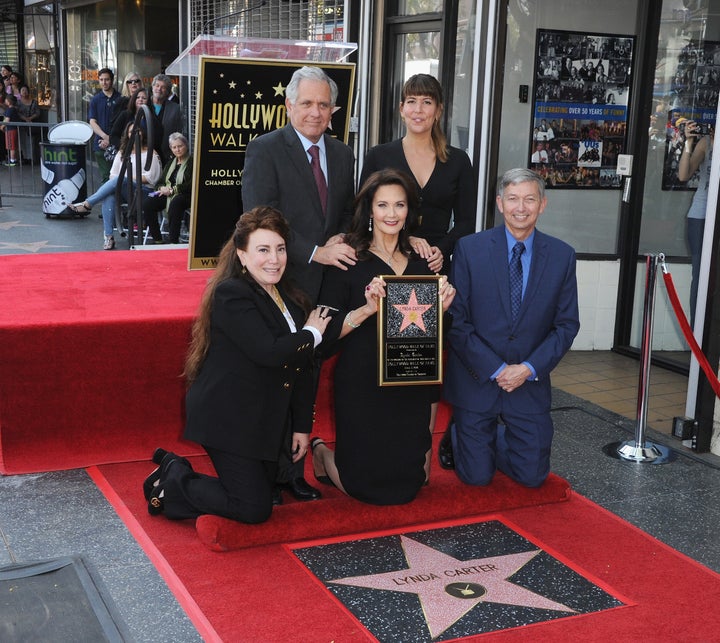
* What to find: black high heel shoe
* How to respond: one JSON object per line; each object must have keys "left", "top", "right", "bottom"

{"left": 152, "top": 447, "right": 170, "bottom": 465}
{"left": 147, "top": 485, "right": 165, "bottom": 516}
{"left": 143, "top": 467, "right": 161, "bottom": 501}
{"left": 310, "top": 437, "right": 335, "bottom": 487}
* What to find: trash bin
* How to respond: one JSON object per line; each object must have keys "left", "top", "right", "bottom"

{"left": 41, "top": 121, "right": 93, "bottom": 218}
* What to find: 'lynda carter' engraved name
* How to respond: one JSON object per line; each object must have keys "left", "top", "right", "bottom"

{"left": 392, "top": 564, "right": 499, "bottom": 585}
{"left": 208, "top": 103, "right": 287, "bottom": 132}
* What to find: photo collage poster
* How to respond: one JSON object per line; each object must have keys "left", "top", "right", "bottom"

{"left": 530, "top": 29, "right": 634, "bottom": 189}
{"left": 660, "top": 39, "right": 720, "bottom": 191}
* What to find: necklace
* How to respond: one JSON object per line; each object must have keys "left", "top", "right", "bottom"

{"left": 270, "top": 285, "right": 287, "bottom": 314}
{"left": 370, "top": 243, "right": 399, "bottom": 267}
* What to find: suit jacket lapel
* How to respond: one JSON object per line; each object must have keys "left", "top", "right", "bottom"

{"left": 490, "top": 227, "right": 513, "bottom": 323}
{"left": 520, "top": 230, "right": 549, "bottom": 322}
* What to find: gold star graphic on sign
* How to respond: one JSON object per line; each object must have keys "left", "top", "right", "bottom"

{"left": 228, "top": 81, "right": 236, "bottom": 89}
{"left": 255, "top": 91, "right": 263, "bottom": 100}
{"left": 219, "top": 73, "right": 225, "bottom": 78}
{"left": 273, "top": 81, "right": 286, "bottom": 96}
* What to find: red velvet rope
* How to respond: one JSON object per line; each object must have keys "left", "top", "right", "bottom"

{"left": 662, "top": 271, "right": 720, "bottom": 398}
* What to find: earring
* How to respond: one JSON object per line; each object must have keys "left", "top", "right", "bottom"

{"left": 368, "top": 217, "right": 373, "bottom": 231}
{"left": 241, "top": 265, "right": 246, "bottom": 274}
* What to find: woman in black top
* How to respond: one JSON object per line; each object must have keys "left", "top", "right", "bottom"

{"left": 359, "top": 74, "right": 477, "bottom": 274}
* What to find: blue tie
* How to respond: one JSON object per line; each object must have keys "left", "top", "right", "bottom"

{"left": 509, "top": 241, "right": 525, "bottom": 321}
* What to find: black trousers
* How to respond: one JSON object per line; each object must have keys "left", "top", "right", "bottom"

{"left": 161, "top": 446, "right": 278, "bottom": 524}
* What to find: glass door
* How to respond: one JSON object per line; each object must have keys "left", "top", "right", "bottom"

{"left": 632, "top": 0, "right": 720, "bottom": 372}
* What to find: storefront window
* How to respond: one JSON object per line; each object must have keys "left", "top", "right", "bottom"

{"left": 65, "top": 2, "right": 118, "bottom": 123}
{"left": 395, "top": 1, "right": 443, "bottom": 15}
{"left": 23, "top": 4, "right": 56, "bottom": 120}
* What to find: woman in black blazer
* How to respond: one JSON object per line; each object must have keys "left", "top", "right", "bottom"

{"left": 144, "top": 206, "right": 331, "bottom": 523}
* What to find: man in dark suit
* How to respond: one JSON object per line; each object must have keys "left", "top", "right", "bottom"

{"left": 443, "top": 167, "right": 579, "bottom": 488}
{"left": 242, "top": 65, "right": 356, "bottom": 501}
{"left": 242, "top": 65, "right": 356, "bottom": 304}
{"left": 151, "top": 73, "right": 184, "bottom": 162}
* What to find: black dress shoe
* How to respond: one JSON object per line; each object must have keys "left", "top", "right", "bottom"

{"left": 438, "top": 430, "right": 455, "bottom": 470}
{"left": 272, "top": 487, "right": 283, "bottom": 506}
{"left": 281, "top": 477, "right": 321, "bottom": 501}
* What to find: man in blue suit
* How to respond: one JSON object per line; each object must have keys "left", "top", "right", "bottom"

{"left": 444, "top": 168, "right": 579, "bottom": 488}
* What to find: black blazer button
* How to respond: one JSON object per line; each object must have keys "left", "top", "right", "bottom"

{"left": 283, "top": 382, "right": 290, "bottom": 389}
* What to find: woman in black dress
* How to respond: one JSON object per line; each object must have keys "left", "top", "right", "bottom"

{"left": 311, "top": 169, "right": 455, "bottom": 505}
{"left": 359, "top": 74, "right": 477, "bottom": 274}
{"left": 360, "top": 74, "right": 475, "bottom": 464}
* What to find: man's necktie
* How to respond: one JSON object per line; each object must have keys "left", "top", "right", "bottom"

{"left": 308, "top": 145, "right": 328, "bottom": 214}
{"left": 509, "top": 241, "right": 525, "bottom": 322}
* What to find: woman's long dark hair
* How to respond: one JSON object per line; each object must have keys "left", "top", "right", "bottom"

{"left": 127, "top": 87, "right": 148, "bottom": 114}
{"left": 184, "top": 206, "right": 311, "bottom": 383}
{"left": 345, "top": 168, "right": 420, "bottom": 260}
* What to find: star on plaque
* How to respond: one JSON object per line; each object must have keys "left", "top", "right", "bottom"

{"left": 329, "top": 535, "right": 575, "bottom": 638}
{"left": 273, "top": 81, "right": 286, "bottom": 96}
{"left": 393, "top": 288, "right": 433, "bottom": 333}
{"left": 255, "top": 91, "right": 263, "bottom": 99}
{"left": 228, "top": 80, "right": 236, "bottom": 89}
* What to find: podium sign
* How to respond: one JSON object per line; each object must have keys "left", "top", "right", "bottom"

{"left": 187, "top": 56, "right": 355, "bottom": 270}
{"left": 377, "top": 275, "right": 443, "bottom": 386}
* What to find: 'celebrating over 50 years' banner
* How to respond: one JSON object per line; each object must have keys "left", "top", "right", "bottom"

{"left": 188, "top": 57, "right": 355, "bottom": 269}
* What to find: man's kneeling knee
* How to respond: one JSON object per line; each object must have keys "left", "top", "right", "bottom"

{"left": 455, "top": 466, "right": 495, "bottom": 487}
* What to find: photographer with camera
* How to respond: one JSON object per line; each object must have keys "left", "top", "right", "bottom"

{"left": 677, "top": 118, "right": 714, "bottom": 327}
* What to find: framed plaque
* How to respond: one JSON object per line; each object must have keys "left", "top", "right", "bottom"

{"left": 377, "top": 275, "right": 443, "bottom": 386}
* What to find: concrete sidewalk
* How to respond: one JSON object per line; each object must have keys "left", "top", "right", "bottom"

{"left": 0, "top": 195, "right": 106, "bottom": 255}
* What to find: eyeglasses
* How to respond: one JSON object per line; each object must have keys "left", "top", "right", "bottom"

{"left": 126, "top": 79, "right": 141, "bottom": 85}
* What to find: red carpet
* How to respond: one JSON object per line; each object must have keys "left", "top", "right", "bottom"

{"left": 92, "top": 456, "right": 720, "bottom": 641}
{"left": 0, "top": 250, "right": 210, "bottom": 474}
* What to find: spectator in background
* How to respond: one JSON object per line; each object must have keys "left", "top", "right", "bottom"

{"left": 69, "top": 122, "right": 162, "bottom": 249}
{"left": 109, "top": 87, "right": 162, "bottom": 161}
{"left": 143, "top": 132, "right": 193, "bottom": 244}
{"left": 88, "top": 68, "right": 121, "bottom": 183}
{"left": 1, "top": 65, "right": 12, "bottom": 95}
{"left": 150, "top": 73, "right": 183, "bottom": 162}
{"left": 8, "top": 72, "right": 22, "bottom": 100}
{"left": 1, "top": 93, "right": 20, "bottom": 166}
{"left": 115, "top": 71, "right": 143, "bottom": 116}
{"left": 17, "top": 84, "right": 40, "bottom": 163}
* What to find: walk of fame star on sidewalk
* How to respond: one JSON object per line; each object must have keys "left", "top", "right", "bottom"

{"left": 330, "top": 535, "right": 575, "bottom": 638}
{"left": 291, "top": 518, "right": 624, "bottom": 641}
